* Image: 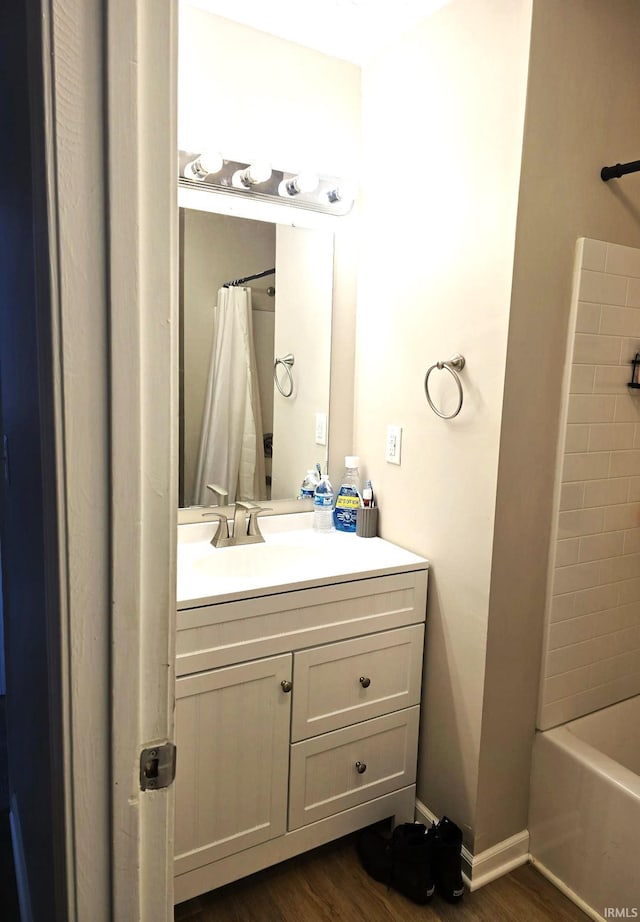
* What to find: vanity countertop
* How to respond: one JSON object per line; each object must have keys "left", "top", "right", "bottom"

{"left": 177, "top": 512, "right": 429, "bottom": 609}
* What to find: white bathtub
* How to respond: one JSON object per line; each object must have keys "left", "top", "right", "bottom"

{"left": 529, "top": 696, "right": 640, "bottom": 921}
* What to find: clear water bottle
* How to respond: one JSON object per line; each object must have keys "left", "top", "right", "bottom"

{"left": 313, "top": 474, "right": 334, "bottom": 531}
{"left": 333, "top": 456, "right": 361, "bottom": 532}
{"left": 299, "top": 469, "right": 319, "bottom": 501}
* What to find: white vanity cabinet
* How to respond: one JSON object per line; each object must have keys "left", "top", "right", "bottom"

{"left": 174, "top": 542, "right": 428, "bottom": 906}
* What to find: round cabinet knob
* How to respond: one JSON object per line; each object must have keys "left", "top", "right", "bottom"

{"left": 359, "top": 676, "right": 371, "bottom": 688}
{"left": 280, "top": 679, "right": 293, "bottom": 693}
{"left": 355, "top": 761, "right": 367, "bottom": 774}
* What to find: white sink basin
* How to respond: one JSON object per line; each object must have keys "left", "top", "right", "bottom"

{"left": 193, "top": 542, "right": 319, "bottom": 581}
{"left": 177, "top": 512, "right": 428, "bottom": 607}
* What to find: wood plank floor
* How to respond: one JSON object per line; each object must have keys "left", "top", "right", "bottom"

{"left": 175, "top": 833, "right": 588, "bottom": 922}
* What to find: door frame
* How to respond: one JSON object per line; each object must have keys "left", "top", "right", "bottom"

{"left": 43, "top": 0, "right": 177, "bottom": 918}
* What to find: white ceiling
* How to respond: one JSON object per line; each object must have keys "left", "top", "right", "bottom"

{"left": 183, "top": 0, "right": 451, "bottom": 65}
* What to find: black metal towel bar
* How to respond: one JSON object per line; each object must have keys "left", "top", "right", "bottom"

{"left": 223, "top": 267, "right": 276, "bottom": 288}
{"left": 601, "top": 159, "right": 640, "bottom": 182}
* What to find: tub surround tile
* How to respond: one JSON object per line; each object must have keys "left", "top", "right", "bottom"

{"left": 609, "top": 451, "right": 640, "bottom": 479}
{"left": 583, "top": 476, "right": 629, "bottom": 508}
{"left": 571, "top": 335, "right": 621, "bottom": 367}
{"left": 549, "top": 593, "right": 576, "bottom": 623}
{"left": 588, "top": 422, "right": 634, "bottom": 451}
{"left": 593, "top": 364, "right": 630, "bottom": 394}
{"left": 581, "top": 238, "right": 607, "bottom": 272}
{"left": 555, "top": 538, "right": 580, "bottom": 567}
{"left": 567, "top": 394, "right": 616, "bottom": 424}
{"left": 578, "top": 530, "right": 624, "bottom": 563}
{"left": 561, "top": 451, "right": 610, "bottom": 483}
{"left": 606, "top": 240, "right": 640, "bottom": 277}
{"left": 548, "top": 614, "right": 595, "bottom": 649}
{"left": 557, "top": 508, "right": 604, "bottom": 538}
{"left": 559, "top": 482, "right": 585, "bottom": 511}
{"left": 564, "top": 424, "right": 590, "bottom": 453}
{"left": 626, "top": 276, "right": 640, "bottom": 307}
{"left": 540, "top": 238, "right": 640, "bottom": 728}
{"left": 614, "top": 394, "right": 640, "bottom": 422}
{"left": 602, "top": 501, "right": 640, "bottom": 531}
{"left": 573, "top": 583, "right": 618, "bottom": 617}
{"left": 599, "top": 305, "right": 640, "bottom": 337}
{"left": 623, "top": 527, "right": 640, "bottom": 554}
{"left": 578, "top": 269, "right": 627, "bottom": 306}
{"left": 575, "top": 301, "right": 601, "bottom": 333}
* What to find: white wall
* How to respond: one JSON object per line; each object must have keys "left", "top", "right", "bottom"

{"left": 358, "top": 0, "right": 533, "bottom": 849}
{"left": 178, "top": 7, "right": 361, "bottom": 178}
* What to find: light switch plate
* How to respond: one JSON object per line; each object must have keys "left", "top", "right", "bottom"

{"left": 385, "top": 425, "right": 402, "bottom": 464}
{"left": 315, "top": 412, "right": 327, "bottom": 446}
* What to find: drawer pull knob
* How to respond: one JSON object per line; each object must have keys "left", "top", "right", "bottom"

{"left": 359, "top": 676, "right": 371, "bottom": 688}
{"left": 355, "top": 761, "right": 367, "bottom": 774}
{"left": 280, "top": 679, "right": 293, "bottom": 693}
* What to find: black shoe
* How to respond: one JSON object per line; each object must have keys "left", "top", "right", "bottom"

{"left": 427, "top": 816, "right": 464, "bottom": 902}
{"left": 389, "top": 823, "right": 435, "bottom": 904}
{"left": 357, "top": 823, "right": 434, "bottom": 905}
{"left": 356, "top": 825, "right": 392, "bottom": 884}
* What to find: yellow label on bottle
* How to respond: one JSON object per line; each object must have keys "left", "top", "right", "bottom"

{"left": 335, "top": 495, "right": 360, "bottom": 509}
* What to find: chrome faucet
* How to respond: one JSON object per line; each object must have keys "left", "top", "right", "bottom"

{"left": 205, "top": 501, "right": 270, "bottom": 548}
{"left": 232, "top": 501, "right": 269, "bottom": 546}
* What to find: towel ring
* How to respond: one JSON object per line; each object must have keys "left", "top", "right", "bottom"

{"left": 424, "top": 354, "right": 466, "bottom": 419}
{"left": 274, "top": 353, "right": 295, "bottom": 398}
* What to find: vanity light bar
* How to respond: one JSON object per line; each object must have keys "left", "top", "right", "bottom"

{"left": 179, "top": 151, "right": 355, "bottom": 216}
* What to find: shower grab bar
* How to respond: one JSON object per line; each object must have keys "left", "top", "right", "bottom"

{"left": 274, "top": 353, "right": 295, "bottom": 398}
{"left": 424, "top": 354, "right": 466, "bottom": 419}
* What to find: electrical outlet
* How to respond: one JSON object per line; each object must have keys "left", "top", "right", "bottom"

{"left": 385, "top": 425, "right": 402, "bottom": 465}
{"left": 315, "top": 412, "right": 327, "bottom": 446}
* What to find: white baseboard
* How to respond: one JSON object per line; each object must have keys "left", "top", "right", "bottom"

{"left": 10, "top": 793, "right": 33, "bottom": 922}
{"left": 530, "top": 857, "right": 605, "bottom": 922}
{"left": 414, "top": 800, "right": 529, "bottom": 891}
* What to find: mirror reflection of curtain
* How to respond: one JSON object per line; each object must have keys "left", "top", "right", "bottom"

{"left": 193, "top": 286, "right": 266, "bottom": 505}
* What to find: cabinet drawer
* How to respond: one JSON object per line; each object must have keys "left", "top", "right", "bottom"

{"left": 291, "top": 624, "right": 424, "bottom": 741}
{"left": 177, "top": 570, "right": 428, "bottom": 675}
{"left": 288, "top": 706, "right": 419, "bottom": 830}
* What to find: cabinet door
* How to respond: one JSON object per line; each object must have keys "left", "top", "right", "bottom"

{"left": 174, "top": 654, "right": 292, "bottom": 876}
{"left": 291, "top": 624, "right": 424, "bottom": 741}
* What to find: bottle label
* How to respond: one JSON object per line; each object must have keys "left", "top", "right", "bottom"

{"left": 334, "top": 486, "right": 360, "bottom": 531}
{"left": 313, "top": 494, "right": 333, "bottom": 507}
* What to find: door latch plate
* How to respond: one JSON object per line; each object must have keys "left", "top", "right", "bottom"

{"left": 140, "top": 742, "right": 176, "bottom": 791}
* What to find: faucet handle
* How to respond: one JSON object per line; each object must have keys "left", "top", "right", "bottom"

{"left": 247, "top": 506, "right": 272, "bottom": 537}
{"left": 202, "top": 512, "right": 230, "bottom": 548}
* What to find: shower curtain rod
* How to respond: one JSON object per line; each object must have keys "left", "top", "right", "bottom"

{"left": 601, "top": 159, "right": 640, "bottom": 181}
{"left": 223, "top": 267, "right": 276, "bottom": 287}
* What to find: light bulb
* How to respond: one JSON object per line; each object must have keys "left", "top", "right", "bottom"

{"left": 327, "top": 181, "right": 357, "bottom": 205}
{"left": 279, "top": 172, "right": 319, "bottom": 196}
{"left": 232, "top": 161, "right": 272, "bottom": 188}
{"left": 183, "top": 151, "right": 223, "bottom": 181}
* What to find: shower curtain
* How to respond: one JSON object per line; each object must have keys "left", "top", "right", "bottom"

{"left": 193, "top": 286, "right": 267, "bottom": 505}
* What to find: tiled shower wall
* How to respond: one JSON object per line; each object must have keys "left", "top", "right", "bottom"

{"left": 538, "top": 238, "right": 640, "bottom": 730}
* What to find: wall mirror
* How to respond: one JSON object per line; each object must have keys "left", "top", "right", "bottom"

{"left": 179, "top": 192, "right": 334, "bottom": 509}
